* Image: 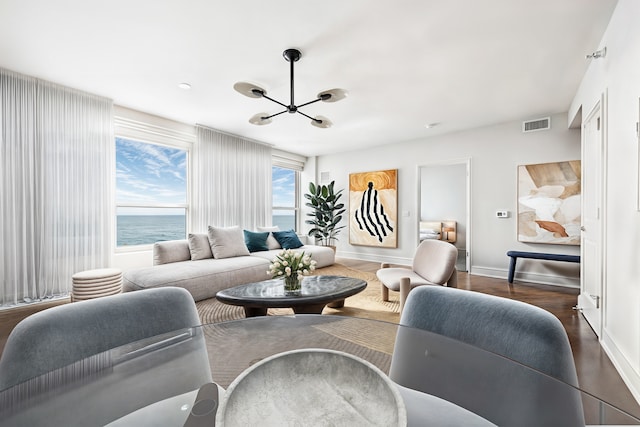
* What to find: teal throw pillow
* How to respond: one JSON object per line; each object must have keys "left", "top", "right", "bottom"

{"left": 272, "top": 230, "right": 304, "bottom": 249}
{"left": 243, "top": 230, "right": 270, "bottom": 252}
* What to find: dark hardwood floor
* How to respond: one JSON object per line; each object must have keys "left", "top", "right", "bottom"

{"left": 338, "top": 257, "right": 640, "bottom": 420}
{"left": 1, "top": 257, "right": 639, "bottom": 420}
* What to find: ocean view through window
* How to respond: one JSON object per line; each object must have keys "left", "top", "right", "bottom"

{"left": 116, "top": 208, "right": 186, "bottom": 247}
{"left": 116, "top": 137, "right": 188, "bottom": 247}
{"left": 272, "top": 166, "right": 298, "bottom": 231}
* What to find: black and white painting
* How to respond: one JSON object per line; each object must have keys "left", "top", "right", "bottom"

{"left": 349, "top": 169, "right": 397, "bottom": 248}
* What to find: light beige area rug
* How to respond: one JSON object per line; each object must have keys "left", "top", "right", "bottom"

{"left": 196, "top": 263, "right": 401, "bottom": 324}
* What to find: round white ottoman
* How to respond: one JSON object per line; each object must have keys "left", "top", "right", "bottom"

{"left": 72, "top": 268, "right": 123, "bottom": 302}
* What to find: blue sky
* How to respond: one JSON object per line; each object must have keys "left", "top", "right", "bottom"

{"left": 116, "top": 138, "right": 296, "bottom": 216}
{"left": 116, "top": 138, "right": 187, "bottom": 206}
{"left": 272, "top": 166, "right": 295, "bottom": 210}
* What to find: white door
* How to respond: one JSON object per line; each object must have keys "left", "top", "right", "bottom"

{"left": 579, "top": 101, "right": 604, "bottom": 337}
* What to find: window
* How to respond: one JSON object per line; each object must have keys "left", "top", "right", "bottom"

{"left": 116, "top": 137, "right": 188, "bottom": 248}
{"left": 272, "top": 166, "right": 298, "bottom": 231}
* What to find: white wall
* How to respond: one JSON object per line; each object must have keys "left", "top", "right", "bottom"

{"left": 420, "top": 164, "right": 466, "bottom": 226}
{"left": 312, "top": 112, "right": 581, "bottom": 286}
{"left": 569, "top": 0, "right": 640, "bottom": 403}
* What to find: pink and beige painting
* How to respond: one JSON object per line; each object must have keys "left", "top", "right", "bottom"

{"left": 517, "top": 160, "right": 581, "bottom": 245}
{"left": 349, "top": 169, "right": 397, "bottom": 248}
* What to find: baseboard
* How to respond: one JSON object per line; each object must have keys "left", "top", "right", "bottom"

{"left": 336, "top": 256, "right": 579, "bottom": 288}
{"left": 601, "top": 329, "right": 640, "bottom": 406}
{"left": 469, "top": 265, "right": 579, "bottom": 288}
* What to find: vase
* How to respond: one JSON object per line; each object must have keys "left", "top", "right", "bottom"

{"left": 283, "top": 276, "right": 302, "bottom": 296}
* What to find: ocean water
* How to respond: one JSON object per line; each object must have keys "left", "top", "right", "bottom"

{"left": 272, "top": 215, "right": 295, "bottom": 231}
{"left": 117, "top": 215, "right": 186, "bottom": 246}
{"left": 117, "top": 215, "right": 296, "bottom": 247}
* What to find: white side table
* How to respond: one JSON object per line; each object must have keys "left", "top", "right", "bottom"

{"left": 71, "top": 268, "right": 122, "bottom": 302}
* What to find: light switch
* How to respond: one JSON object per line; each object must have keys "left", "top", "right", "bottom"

{"left": 402, "top": 211, "right": 410, "bottom": 217}
{"left": 496, "top": 210, "right": 509, "bottom": 218}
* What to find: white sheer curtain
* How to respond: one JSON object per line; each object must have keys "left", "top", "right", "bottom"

{"left": 192, "top": 125, "right": 271, "bottom": 232}
{"left": 1, "top": 69, "right": 113, "bottom": 306}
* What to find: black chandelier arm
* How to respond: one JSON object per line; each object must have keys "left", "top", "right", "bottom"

{"left": 296, "top": 97, "right": 324, "bottom": 109}
{"left": 262, "top": 109, "right": 289, "bottom": 120}
{"left": 296, "top": 109, "right": 322, "bottom": 123}
{"left": 260, "top": 93, "right": 289, "bottom": 109}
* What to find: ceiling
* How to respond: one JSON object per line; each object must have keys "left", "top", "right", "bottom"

{"left": 0, "top": 0, "right": 617, "bottom": 157}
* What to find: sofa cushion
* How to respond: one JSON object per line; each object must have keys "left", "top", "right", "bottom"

{"left": 123, "top": 256, "right": 271, "bottom": 301}
{"left": 257, "top": 226, "right": 281, "bottom": 250}
{"left": 208, "top": 225, "right": 250, "bottom": 259}
{"left": 153, "top": 240, "right": 192, "bottom": 265}
{"left": 126, "top": 239, "right": 335, "bottom": 302}
{"left": 188, "top": 233, "right": 214, "bottom": 260}
{"left": 375, "top": 268, "right": 436, "bottom": 291}
{"left": 243, "top": 230, "right": 270, "bottom": 253}
{"left": 272, "top": 230, "right": 304, "bottom": 249}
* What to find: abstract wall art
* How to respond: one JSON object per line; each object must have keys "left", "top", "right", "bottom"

{"left": 349, "top": 169, "right": 397, "bottom": 248}
{"left": 517, "top": 160, "right": 581, "bottom": 245}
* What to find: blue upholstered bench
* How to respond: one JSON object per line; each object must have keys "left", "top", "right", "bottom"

{"left": 506, "top": 251, "right": 580, "bottom": 283}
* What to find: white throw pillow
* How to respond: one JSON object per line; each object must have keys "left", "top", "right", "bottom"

{"left": 257, "top": 226, "right": 281, "bottom": 250}
{"left": 188, "top": 233, "right": 213, "bottom": 260}
{"left": 207, "top": 225, "right": 250, "bottom": 259}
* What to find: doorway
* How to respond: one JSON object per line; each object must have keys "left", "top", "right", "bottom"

{"left": 418, "top": 160, "right": 471, "bottom": 272}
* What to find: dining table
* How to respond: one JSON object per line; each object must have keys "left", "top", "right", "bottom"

{"left": 1, "top": 314, "right": 639, "bottom": 426}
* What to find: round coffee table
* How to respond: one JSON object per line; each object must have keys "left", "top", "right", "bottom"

{"left": 215, "top": 275, "right": 367, "bottom": 317}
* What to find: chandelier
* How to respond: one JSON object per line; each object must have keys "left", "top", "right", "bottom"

{"left": 233, "top": 48, "right": 347, "bottom": 129}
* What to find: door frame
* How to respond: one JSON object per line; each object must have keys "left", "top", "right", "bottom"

{"left": 579, "top": 92, "right": 608, "bottom": 338}
{"left": 416, "top": 158, "right": 472, "bottom": 271}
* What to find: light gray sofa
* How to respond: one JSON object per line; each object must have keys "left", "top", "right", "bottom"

{"left": 122, "top": 236, "right": 335, "bottom": 302}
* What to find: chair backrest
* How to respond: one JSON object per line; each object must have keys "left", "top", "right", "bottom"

{"left": 390, "top": 286, "right": 584, "bottom": 426}
{"left": 0, "top": 287, "right": 204, "bottom": 390}
{"left": 412, "top": 239, "right": 457, "bottom": 284}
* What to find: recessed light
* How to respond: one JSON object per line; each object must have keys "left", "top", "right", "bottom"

{"left": 425, "top": 122, "right": 440, "bottom": 129}
{"left": 178, "top": 82, "right": 191, "bottom": 90}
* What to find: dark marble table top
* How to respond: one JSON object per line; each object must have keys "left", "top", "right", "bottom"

{"left": 215, "top": 275, "right": 367, "bottom": 308}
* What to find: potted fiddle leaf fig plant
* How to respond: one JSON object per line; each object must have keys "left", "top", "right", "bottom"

{"left": 304, "top": 181, "right": 346, "bottom": 249}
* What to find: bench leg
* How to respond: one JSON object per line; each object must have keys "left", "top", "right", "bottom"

{"left": 508, "top": 256, "right": 517, "bottom": 283}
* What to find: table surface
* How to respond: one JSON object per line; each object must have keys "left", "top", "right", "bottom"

{"left": 215, "top": 275, "right": 367, "bottom": 307}
{"left": 1, "top": 315, "right": 639, "bottom": 426}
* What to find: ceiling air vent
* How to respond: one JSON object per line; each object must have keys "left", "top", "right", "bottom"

{"left": 522, "top": 117, "right": 551, "bottom": 133}
{"left": 320, "top": 171, "right": 332, "bottom": 183}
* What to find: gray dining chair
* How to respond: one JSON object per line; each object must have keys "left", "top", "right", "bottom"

{"left": 0, "top": 287, "right": 212, "bottom": 425}
{"left": 390, "top": 285, "right": 585, "bottom": 427}
{"left": 376, "top": 239, "right": 457, "bottom": 313}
